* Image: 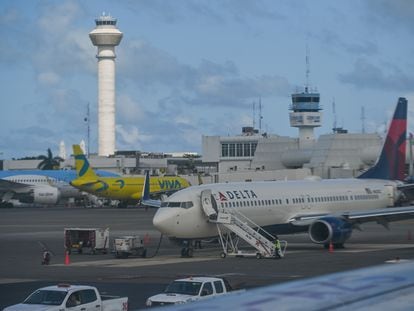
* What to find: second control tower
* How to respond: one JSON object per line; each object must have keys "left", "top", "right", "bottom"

{"left": 89, "top": 13, "right": 123, "bottom": 156}
{"left": 289, "top": 49, "right": 322, "bottom": 148}
{"left": 289, "top": 87, "right": 322, "bottom": 147}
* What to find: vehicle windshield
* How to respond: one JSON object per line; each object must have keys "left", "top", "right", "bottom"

{"left": 164, "top": 281, "right": 202, "bottom": 296}
{"left": 160, "top": 201, "right": 193, "bottom": 209}
{"left": 23, "top": 290, "right": 67, "bottom": 305}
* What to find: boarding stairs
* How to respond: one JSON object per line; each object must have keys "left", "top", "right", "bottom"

{"left": 200, "top": 190, "right": 284, "bottom": 259}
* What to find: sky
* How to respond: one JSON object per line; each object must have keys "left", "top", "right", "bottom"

{"left": 1, "top": 0, "right": 414, "bottom": 159}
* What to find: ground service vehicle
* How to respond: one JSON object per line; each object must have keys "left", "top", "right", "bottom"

{"left": 114, "top": 236, "right": 147, "bottom": 258}
{"left": 3, "top": 284, "right": 128, "bottom": 311}
{"left": 146, "top": 276, "right": 239, "bottom": 307}
{"left": 64, "top": 228, "right": 109, "bottom": 254}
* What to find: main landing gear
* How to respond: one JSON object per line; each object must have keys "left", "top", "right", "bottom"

{"left": 180, "top": 240, "right": 194, "bottom": 258}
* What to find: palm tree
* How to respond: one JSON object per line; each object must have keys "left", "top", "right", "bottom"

{"left": 37, "top": 148, "right": 63, "bottom": 170}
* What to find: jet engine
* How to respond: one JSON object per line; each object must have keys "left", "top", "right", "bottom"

{"left": 308, "top": 217, "right": 352, "bottom": 246}
{"left": 19, "top": 186, "right": 61, "bottom": 205}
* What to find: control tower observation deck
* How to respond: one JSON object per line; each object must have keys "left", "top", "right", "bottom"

{"left": 289, "top": 86, "right": 322, "bottom": 147}
{"left": 89, "top": 14, "right": 123, "bottom": 156}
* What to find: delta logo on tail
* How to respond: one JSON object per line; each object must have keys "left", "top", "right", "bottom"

{"left": 359, "top": 97, "right": 407, "bottom": 181}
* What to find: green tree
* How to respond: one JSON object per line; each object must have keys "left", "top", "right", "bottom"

{"left": 37, "top": 148, "right": 63, "bottom": 170}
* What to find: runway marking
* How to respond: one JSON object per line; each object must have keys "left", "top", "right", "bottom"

{"left": 52, "top": 244, "right": 414, "bottom": 268}
{"left": 0, "top": 278, "right": 36, "bottom": 284}
{"left": 53, "top": 255, "right": 220, "bottom": 268}
{"left": 285, "top": 243, "right": 414, "bottom": 253}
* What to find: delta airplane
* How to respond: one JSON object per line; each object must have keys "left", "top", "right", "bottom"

{"left": 70, "top": 145, "right": 191, "bottom": 208}
{"left": 144, "top": 97, "right": 414, "bottom": 255}
{"left": 0, "top": 169, "right": 118, "bottom": 207}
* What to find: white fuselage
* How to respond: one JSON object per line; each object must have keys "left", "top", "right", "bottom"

{"left": 153, "top": 178, "right": 398, "bottom": 239}
{"left": 3, "top": 175, "right": 82, "bottom": 200}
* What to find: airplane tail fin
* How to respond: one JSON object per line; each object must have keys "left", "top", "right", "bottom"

{"left": 72, "top": 144, "right": 99, "bottom": 179}
{"left": 141, "top": 170, "right": 162, "bottom": 208}
{"left": 358, "top": 97, "right": 407, "bottom": 181}
{"left": 142, "top": 170, "right": 151, "bottom": 201}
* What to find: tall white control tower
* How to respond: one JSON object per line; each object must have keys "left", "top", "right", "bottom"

{"left": 89, "top": 13, "right": 123, "bottom": 156}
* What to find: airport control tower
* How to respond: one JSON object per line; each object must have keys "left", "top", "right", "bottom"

{"left": 89, "top": 13, "right": 123, "bottom": 156}
{"left": 289, "top": 87, "right": 322, "bottom": 148}
{"left": 289, "top": 49, "right": 322, "bottom": 148}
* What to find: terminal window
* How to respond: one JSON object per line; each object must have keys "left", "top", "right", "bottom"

{"left": 221, "top": 142, "right": 257, "bottom": 158}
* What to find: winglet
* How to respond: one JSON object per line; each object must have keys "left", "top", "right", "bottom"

{"left": 141, "top": 170, "right": 162, "bottom": 208}
{"left": 358, "top": 97, "right": 407, "bottom": 181}
{"left": 72, "top": 144, "right": 98, "bottom": 179}
{"left": 142, "top": 170, "right": 151, "bottom": 200}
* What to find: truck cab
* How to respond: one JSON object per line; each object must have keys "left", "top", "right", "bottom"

{"left": 146, "top": 277, "right": 234, "bottom": 307}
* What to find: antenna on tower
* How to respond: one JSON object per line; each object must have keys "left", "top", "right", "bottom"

{"left": 259, "top": 97, "right": 263, "bottom": 133}
{"left": 361, "top": 106, "right": 366, "bottom": 134}
{"left": 84, "top": 103, "right": 90, "bottom": 157}
{"left": 305, "top": 42, "right": 310, "bottom": 92}
{"left": 252, "top": 102, "right": 256, "bottom": 129}
{"left": 332, "top": 98, "right": 337, "bottom": 132}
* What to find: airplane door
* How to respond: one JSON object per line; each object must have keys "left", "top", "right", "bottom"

{"left": 201, "top": 190, "right": 218, "bottom": 218}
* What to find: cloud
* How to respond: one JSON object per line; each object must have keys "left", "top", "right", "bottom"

{"left": 38, "top": 72, "right": 61, "bottom": 86}
{"left": 338, "top": 58, "right": 414, "bottom": 91}
{"left": 117, "top": 94, "right": 146, "bottom": 124}
{"left": 365, "top": 0, "right": 414, "bottom": 33}
{"left": 312, "top": 29, "right": 378, "bottom": 57}
{"left": 123, "top": 0, "right": 284, "bottom": 25}
{"left": 119, "top": 39, "right": 194, "bottom": 88}
{"left": 120, "top": 39, "right": 292, "bottom": 110}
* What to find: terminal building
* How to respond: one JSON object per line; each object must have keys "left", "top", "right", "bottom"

{"left": 202, "top": 86, "right": 384, "bottom": 182}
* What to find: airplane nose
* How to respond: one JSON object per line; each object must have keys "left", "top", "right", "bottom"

{"left": 153, "top": 208, "right": 177, "bottom": 235}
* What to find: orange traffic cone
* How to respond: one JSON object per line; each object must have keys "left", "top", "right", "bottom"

{"left": 64, "top": 251, "right": 70, "bottom": 265}
{"left": 328, "top": 241, "right": 334, "bottom": 253}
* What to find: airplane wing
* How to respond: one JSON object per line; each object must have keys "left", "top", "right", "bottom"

{"left": 154, "top": 261, "right": 414, "bottom": 311}
{"left": 0, "top": 179, "right": 30, "bottom": 190}
{"left": 289, "top": 206, "right": 414, "bottom": 227}
{"left": 0, "top": 179, "right": 34, "bottom": 202}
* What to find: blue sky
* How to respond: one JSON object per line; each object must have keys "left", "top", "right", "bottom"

{"left": 1, "top": 0, "right": 413, "bottom": 159}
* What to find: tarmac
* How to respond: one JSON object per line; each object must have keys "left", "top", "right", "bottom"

{"left": 1, "top": 206, "right": 413, "bottom": 310}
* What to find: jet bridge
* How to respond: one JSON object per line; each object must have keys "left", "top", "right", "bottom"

{"left": 201, "top": 189, "right": 286, "bottom": 259}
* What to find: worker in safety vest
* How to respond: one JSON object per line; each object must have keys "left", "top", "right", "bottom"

{"left": 274, "top": 236, "right": 282, "bottom": 258}
{"left": 42, "top": 250, "right": 51, "bottom": 265}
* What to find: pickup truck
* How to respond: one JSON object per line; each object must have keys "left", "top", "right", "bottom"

{"left": 146, "top": 276, "right": 240, "bottom": 307}
{"left": 3, "top": 284, "right": 128, "bottom": 311}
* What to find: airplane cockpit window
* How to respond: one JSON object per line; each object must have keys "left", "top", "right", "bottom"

{"left": 160, "top": 201, "right": 194, "bottom": 209}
